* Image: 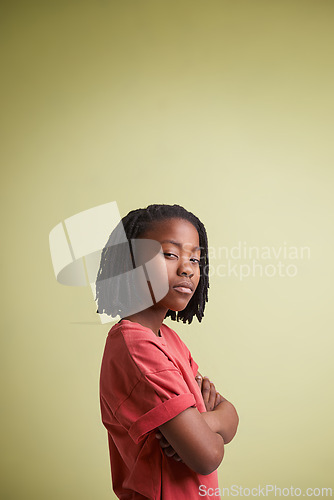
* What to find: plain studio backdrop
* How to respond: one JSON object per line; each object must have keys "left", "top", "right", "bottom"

{"left": 1, "top": 1, "right": 333, "bottom": 499}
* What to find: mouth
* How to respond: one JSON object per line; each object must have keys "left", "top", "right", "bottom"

{"left": 173, "top": 286, "right": 193, "bottom": 294}
{"left": 173, "top": 281, "right": 194, "bottom": 294}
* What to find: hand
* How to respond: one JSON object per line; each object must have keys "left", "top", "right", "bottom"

{"left": 195, "top": 374, "right": 225, "bottom": 412}
{"left": 155, "top": 431, "right": 184, "bottom": 462}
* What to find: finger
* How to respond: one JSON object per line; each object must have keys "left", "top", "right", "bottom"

{"left": 155, "top": 432, "right": 171, "bottom": 448}
{"left": 217, "top": 392, "right": 227, "bottom": 403}
{"left": 195, "top": 375, "right": 202, "bottom": 390}
{"left": 173, "top": 454, "right": 182, "bottom": 461}
{"left": 208, "top": 382, "right": 216, "bottom": 411}
{"left": 201, "top": 376, "right": 211, "bottom": 405}
{"left": 164, "top": 445, "right": 177, "bottom": 457}
{"left": 216, "top": 393, "right": 227, "bottom": 406}
{"left": 158, "top": 437, "right": 171, "bottom": 449}
{"left": 214, "top": 392, "right": 223, "bottom": 408}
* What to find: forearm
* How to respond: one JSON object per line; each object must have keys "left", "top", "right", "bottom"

{"left": 201, "top": 400, "right": 239, "bottom": 444}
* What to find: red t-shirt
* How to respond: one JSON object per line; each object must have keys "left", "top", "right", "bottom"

{"left": 99, "top": 319, "right": 221, "bottom": 500}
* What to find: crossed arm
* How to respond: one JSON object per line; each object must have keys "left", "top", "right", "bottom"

{"left": 155, "top": 371, "right": 239, "bottom": 475}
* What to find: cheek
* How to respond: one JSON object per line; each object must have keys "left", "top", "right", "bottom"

{"left": 194, "top": 264, "right": 201, "bottom": 278}
{"left": 145, "top": 256, "right": 170, "bottom": 301}
{"left": 193, "top": 268, "right": 201, "bottom": 290}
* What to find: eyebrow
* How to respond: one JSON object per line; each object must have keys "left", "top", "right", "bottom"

{"left": 160, "top": 239, "right": 201, "bottom": 252}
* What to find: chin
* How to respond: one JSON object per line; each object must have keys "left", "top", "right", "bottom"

{"left": 166, "top": 300, "right": 191, "bottom": 312}
{"left": 158, "top": 292, "right": 193, "bottom": 312}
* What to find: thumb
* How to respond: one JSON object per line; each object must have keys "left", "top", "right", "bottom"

{"left": 195, "top": 375, "right": 202, "bottom": 389}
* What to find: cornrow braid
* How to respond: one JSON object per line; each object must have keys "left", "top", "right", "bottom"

{"left": 95, "top": 204, "right": 209, "bottom": 324}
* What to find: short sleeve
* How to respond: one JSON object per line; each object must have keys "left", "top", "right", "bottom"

{"left": 112, "top": 338, "right": 197, "bottom": 444}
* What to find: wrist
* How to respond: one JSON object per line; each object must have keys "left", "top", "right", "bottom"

{"left": 200, "top": 408, "right": 222, "bottom": 436}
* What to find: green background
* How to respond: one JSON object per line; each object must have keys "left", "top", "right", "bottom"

{"left": 1, "top": 1, "right": 333, "bottom": 498}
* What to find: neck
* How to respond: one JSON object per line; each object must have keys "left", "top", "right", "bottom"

{"left": 122, "top": 306, "right": 168, "bottom": 337}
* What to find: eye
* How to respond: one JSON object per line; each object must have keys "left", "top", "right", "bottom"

{"left": 191, "top": 258, "right": 200, "bottom": 264}
{"left": 163, "top": 252, "right": 178, "bottom": 259}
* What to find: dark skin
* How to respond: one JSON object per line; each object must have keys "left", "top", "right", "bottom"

{"left": 123, "top": 217, "right": 202, "bottom": 335}
{"left": 156, "top": 373, "right": 226, "bottom": 462}
{"left": 123, "top": 218, "right": 239, "bottom": 475}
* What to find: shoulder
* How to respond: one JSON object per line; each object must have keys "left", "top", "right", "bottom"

{"left": 102, "top": 320, "right": 178, "bottom": 376}
{"left": 161, "top": 322, "right": 192, "bottom": 359}
{"left": 161, "top": 322, "right": 199, "bottom": 377}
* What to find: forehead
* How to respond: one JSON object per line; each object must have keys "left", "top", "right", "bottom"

{"left": 141, "top": 218, "right": 200, "bottom": 247}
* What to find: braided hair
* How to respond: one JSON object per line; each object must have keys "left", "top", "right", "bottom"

{"left": 95, "top": 204, "right": 209, "bottom": 324}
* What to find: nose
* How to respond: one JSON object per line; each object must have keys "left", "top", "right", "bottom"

{"left": 177, "top": 259, "right": 194, "bottom": 278}
{"left": 180, "top": 270, "right": 192, "bottom": 277}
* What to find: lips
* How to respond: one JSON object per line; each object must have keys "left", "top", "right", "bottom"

{"left": 173, "top": 281, "right": 194, "bottom": 294}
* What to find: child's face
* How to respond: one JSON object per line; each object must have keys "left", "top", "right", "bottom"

{"left": 137, "top": 218, "right": 202, "bottom": 312}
